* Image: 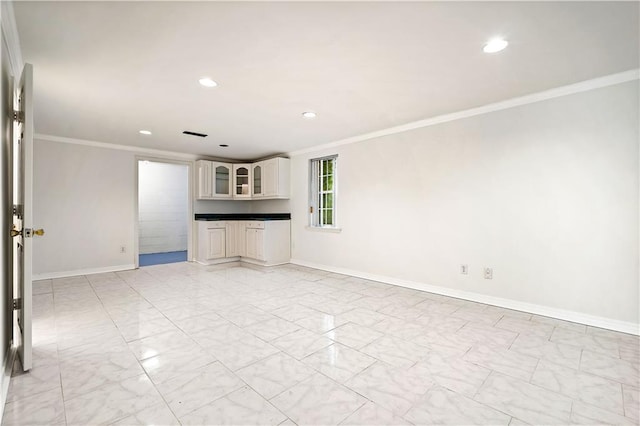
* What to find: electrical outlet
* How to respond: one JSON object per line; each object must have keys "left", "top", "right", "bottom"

{"left": 120, "top": 246, "right": 126, "bottom": 253}
{"left": 484, "top": 267, "right": 493, "bottom": 279}
{"left": 461, "top": 264, "right": 468, "bottom": 275}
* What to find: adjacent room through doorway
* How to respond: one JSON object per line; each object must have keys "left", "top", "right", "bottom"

{"left": 137, "top": 160, "right": 189, "bottom": 267}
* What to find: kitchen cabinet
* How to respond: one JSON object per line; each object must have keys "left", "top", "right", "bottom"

{"left": 245, "top": 222, "right": 265, "bottom": 261}
{"left": 233, "top": 164, "right": 252, "bottom": 199}
{"left": 196, "top": 160, "right": 212, "bottom": 199}
{"left": 252, "top": 163, "right": 263, "bottom": 197}
{"left": 196, "top": 219, "right": 290, "bottom": 266}
{"left": 213, "top": 162, "right": 232, "bottom": 198}
{"left": 195, "top": 160, "right": 233, "bottom": 200}
{"left": 261, "top": 157, "right": 290, "bottom": 199}
{"left": 196, "top": 221, "right": 226, "bottom": 260}
{"left": 225, "top": 221, "right": 246, "bottom": 257}
{"left": 196, "top": 157, "right": 289, "bottom": 201}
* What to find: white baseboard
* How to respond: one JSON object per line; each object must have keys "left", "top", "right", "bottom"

{"left": 290, "top": 259, "right": 639, "bottom": 336}
{"left": 33, "top": 264, "right": 136, "bottom": 280}
{"left": 0, "top": 345, "right": 17, "bottom": 424}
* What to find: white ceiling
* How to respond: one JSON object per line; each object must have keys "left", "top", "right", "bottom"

{"left": 13, "top": 1, "right": 639, "bottom": 160}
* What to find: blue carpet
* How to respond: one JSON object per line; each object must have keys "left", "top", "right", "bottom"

{"left": 139, "top": 251, "right": 187, "bottom": 267}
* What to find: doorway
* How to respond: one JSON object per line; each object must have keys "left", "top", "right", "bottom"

{"left": 137, "top": 160, "right": 190, "bottom": 267}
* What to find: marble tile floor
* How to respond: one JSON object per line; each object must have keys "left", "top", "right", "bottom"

{"left": 3, "top": 261, "right": 639, "bottom": 425}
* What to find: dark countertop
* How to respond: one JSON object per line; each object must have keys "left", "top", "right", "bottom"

{"left": 195, "top": 213, "right": 291, "bottom": 221}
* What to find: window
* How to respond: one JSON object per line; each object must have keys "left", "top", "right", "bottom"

{"left": 310, "top": 155, "right": 337, "bottom": 228}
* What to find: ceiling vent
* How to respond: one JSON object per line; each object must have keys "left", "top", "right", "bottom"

{"left": 182, "top": 131, "right": 208, "bottom": 138}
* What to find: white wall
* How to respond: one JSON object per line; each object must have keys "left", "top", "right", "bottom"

{"left": 290, "top": 80, "right": 639, "bottom": 327}
{"left": 194, "top": 200, "right": 251, "bottom": 214}
{"left": 33, "top": 140, "right": 136, "bottom": 275}
{"left": 31, "top": 139, "right": 284, "bottom": 277}
{"left": 138, "top": 161, "right": 188, "bottom": 254}
{"left": 250, "top": 199, "right": 290, "bottom": 214}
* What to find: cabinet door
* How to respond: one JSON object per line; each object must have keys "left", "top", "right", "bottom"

{"left": 212, "top": 162, "right": 232, "bottom": 198}
{"left": 252, "top": 163, "right": 263, "bottom": 197}
{"left": 245, "top": 228, "right": 257, "bottom": 259}
{"left": 255, "top": 229, "right": 265, "bottom": 261}
{"left": 245, "top": 228, "right": 265, "bottom": 261}
{"left": 196, "top": 160, "right": 212, "bottom": 199}
{"left": 233, "top": 164, "right": 252, "bottom": 199}
{"left": 207, "top": 228, "right": 226, "bottom": 259}
{"left": 263, "top": 159, "right": 278, "bottom": 197}
{"left": 236, "top": 222, "right": 247, "bottom": 256}
{"left": 225, "top": 222, "right": 238, "bottom": 257}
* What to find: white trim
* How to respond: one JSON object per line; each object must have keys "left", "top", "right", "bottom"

{"left": 35, "top": 133, "right": 201, "bottom": 160}
{"left": 33, "top": 264, "right": 136, "bottom": 281}
{"left": 0, "top": 345, "right": 16, "bottom": 424}
{"left": 1, "top": 1, "right": 24, "bottom": 79}
{"left": 290, "top": 259, "right": 640, "bottom": 336}
{"left": 288, "top": 69, "right": 640, "bottom": 157}
{"left": 35, "top": 133, "right": 238, "bottom": 163}
{"left": 34, "top": 133, "right": 201, "bottom": 160}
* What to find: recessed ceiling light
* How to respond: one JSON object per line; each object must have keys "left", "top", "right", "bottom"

{"left": 139, "top": 130, "right": 152, "bottom": 135}
{"left": 219, "top": 144, "right": 229, "bottom": 147}
{"left": 199, "top": 77, "right": 218, "bottom": 87}
{"left": 302, "top": 111, "right": 317, "bottom": 119}
{"left": 483, "top": 38, "right": 508, "bottom": 53}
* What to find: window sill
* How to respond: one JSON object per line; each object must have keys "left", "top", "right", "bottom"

{"left": 305, "top": 226, "right": 342, "bottom": 233}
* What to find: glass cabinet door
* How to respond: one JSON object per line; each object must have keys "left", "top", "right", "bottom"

{"left": 213, "top": 163, "right": 231, "bottom": 197}
{"left": 233, "top": 164, "right": 252, "bottom": 198}
{"left": 253, "top": 164, "right": 262, "bottom": 196}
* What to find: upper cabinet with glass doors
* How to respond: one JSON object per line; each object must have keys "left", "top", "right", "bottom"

{"left": 195, "top": 160, "right": 232, "bottom": 200}
{"left": 252, "top": 158, "right": 290, "bottom": 199}
{"left": 213, "top": 162, "right": 232, "bottom": 198}
{"left": 233, "top": 164, "right": 252, "bottom": 199}
{"left": 195, "top": 157, "right": 289, "bottom": 200}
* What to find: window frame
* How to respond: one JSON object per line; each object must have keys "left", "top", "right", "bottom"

{"left": 309, "top": 155, "right": 338, "bottom": 229}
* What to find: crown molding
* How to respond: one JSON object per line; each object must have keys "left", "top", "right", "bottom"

{"left": 1, "top": 1, "right": 24, "bottom": 78}
{"left": 35, "top": 133, "right": 202, "bottom": 160}
{"left": 288, "top": 69, "right": 640, "bottom": 157}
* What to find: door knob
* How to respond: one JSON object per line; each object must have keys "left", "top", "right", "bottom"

{"left": 10, "top": 226, "right": 45, "bottom": 238}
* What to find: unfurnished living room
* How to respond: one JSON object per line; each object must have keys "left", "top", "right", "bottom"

{"left": 0, "top": 1, "right": 638, "bottom": 425}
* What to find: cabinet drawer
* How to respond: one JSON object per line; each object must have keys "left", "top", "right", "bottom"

{"left": 205, "top": 221, "right": 226, "bottom": 229}
{"left": 244, "top": 221, "right": 265, "bottom": 229}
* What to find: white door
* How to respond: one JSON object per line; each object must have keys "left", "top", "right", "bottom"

{"left": 12, "top": 64, "right": 38, "bottom": 371}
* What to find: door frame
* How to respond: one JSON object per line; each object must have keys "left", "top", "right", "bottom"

{"left": 134, "top": 156, "right": 194, "bottom": 268}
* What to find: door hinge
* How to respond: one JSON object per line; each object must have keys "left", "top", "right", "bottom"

{"left": 12, "top": 204, "right": 23, "bottom": 218}
{"left": 12, "top": 298, "right": 22, "bottom": 310}
{"left": 12, "top": 110, "right": 24, "bottom": 123}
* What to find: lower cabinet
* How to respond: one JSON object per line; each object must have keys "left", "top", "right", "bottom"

{"left": 245, "top": 227, "right": 264, "bottom": 261}
{"left": 197, "top": 222, "right": 226, "bottom": 261}
{"left": 196, "top": 220, "right": 290, "bottom": 266}
{"left": 225, "top": 221, "right": 246, "bottom": 258}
